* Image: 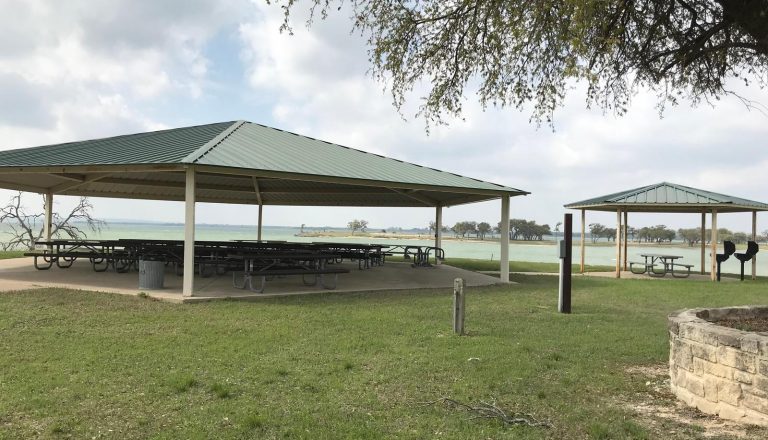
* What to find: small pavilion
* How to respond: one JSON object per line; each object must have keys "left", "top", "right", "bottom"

{"left": 565, "top": 182, "right": 768, "bottom": 280}
{"left": 0, "top": 120, "right": 528, "bottom": 296}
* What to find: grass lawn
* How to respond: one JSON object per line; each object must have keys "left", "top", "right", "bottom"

{"left": 0, "top": 250, "right": 25, "bottom": 260}
{"left": 2, "top": 267, "right": 768, "bottom": 439}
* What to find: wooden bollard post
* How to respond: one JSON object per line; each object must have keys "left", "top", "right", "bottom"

{"left": 453, "top": 278, "right": 465, "bottom": 335}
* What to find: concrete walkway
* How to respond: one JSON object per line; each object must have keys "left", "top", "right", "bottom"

{"left": 0, "top": 257, "right": 504, "bottom": 303}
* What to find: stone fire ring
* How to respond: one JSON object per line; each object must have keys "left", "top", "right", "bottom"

{"left": 669, "top": 306, "right": 768, "bottom": 426}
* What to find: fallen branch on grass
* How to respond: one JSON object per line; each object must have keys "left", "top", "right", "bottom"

{"left": 421, "top": 397, "right": 552, "bottom": 428}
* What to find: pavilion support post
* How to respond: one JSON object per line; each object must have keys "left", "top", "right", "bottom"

{"left": 43, "top": 191, "right": 53, "bottom": 242}
{"left": 710, "top": 209, "right": 718, "bottom": 281}
{"left": 257, "top": 204, "right": 263, "bottom": 242}
{"left": 700, "top": 212, "right": 706, "bottom": 275}
{"left": 182, "top": 167, "right": 196, "bottom": 297}
{"left": 580, "top": 209, "right": 585, "bottom": 273}
{"left": 615, "top": 209, "right": 622, "bottom": 278}
{"left": 623, "top": 211, "right": 628, "bottom": 272}
{"left": 752, "top": 210, "right": 757, "bottom": 280}
{"left": 435, "top": 204, "right": 443, "bottom": 265}
{"left": 500, "top": 195, "right": 510, "bottom": 283}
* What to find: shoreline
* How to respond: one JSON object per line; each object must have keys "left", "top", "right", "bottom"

{"left": 294, "top": 231, "right": 716, "bottom": 248}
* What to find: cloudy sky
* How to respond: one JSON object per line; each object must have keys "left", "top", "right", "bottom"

{"left": 1, "top": 0, "right": 767, "bottom": 233}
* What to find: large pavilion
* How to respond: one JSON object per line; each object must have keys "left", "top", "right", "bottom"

{"left": 565, "top": 182, "right": 768, "bottom": 280}
{"left": 0, "top": 120, "right": 528, "bottom": 296}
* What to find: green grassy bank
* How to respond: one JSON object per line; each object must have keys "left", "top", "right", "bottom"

{"left": 1, "top": 265, "right": 767, "bottom": 438}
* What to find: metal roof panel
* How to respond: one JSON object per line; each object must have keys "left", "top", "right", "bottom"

{"left": 0, "top": 120, "right": 527, "bottom": 197}
{"left": 189, "top": 122, "right": 525, "bottom": 194}
{"left": 565, "top": 182, "right": 768, "bottom": 212}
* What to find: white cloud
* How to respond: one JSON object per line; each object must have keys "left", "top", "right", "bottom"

{"left": 0, "top": 1, "right": 766, "bottom": 234}
{"left": 0, "top": 0, "right": 252, "bottom": 221}
{"left": 0, "top": 0, "right": 250, "bottom": 144}
{"left": 236, "top": 2, "right": 768, "bottom": 231}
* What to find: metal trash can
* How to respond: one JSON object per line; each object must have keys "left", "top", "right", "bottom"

{"left": 139, "top": 260, "right": 165, "bottom": 290}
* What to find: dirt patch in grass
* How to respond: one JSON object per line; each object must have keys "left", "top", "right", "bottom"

{"left": 622, "top": 364, "right": 768, "bottom": 439}
{"left": 713, "top": 317, "right": 768, "bottom": 333}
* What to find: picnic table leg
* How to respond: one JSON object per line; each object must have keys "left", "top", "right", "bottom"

{"left": 232, "top": 258, "right": 248, "bottom": 289}
{"left": 302, "top": 272, "right": 319, "bottom": 286}
{"left": 672, "top": 264, "right": 691, "bottom": 278}
{"left": 56, "top": 256, "right": 76, "bottom": 269}
{"left": 647, "top": 257, "right": 667, "bottom": 277}
{"left": 321, "top": 273, "right": 338, "bottom": 290}
{"left": 33, "top": 255, "right": 54, "bottom": 270}
{"left": 247, "top": 276, "right": 266, "bottom": 293}
{"left": 91, "top": 256, "right": 109, "bottom": 272}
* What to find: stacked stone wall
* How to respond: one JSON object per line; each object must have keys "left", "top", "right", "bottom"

{"left": 669, "top": 307, "right": 768, "bottom": 426}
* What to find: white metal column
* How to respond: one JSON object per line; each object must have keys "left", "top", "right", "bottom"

{"left": 435, "top": 204, "right": 443, "bottom": 265}
{"left": 700, "top": 212, "right": 706, "bottom": 275}
{"left": 183, "top": 167, "right": 196, "bottom": 297}
{"left": 623, "top": 211, "right": 628, "bottom": 272}
{"left": 710, "top": 209, "right": 718, "bottom": 281}
{"left": 752, "top": 210, "right": 757, "bottom": 280}
{"left": 44, "top": 191, "right": 53, "bottom": 245}
{"left": 615, "top": 209, "right": 622, "bottom": 278}
{"left": 257, "top": 204, "right": 263, "bottom": 242}
{"left": 580, "top": 209, "right": 585, "bottom": 273}
{"left": 500, "top": 195, "right": 510, "bottom": 283}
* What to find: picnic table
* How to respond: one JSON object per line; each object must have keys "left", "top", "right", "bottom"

{"left": 376, "top": 244, "right": 446, "bottom": 267}
{"left": 26, "top": 239, "right": 128, "bottom": 271}
{"left": 310, "top": 242, "right": 385, "bottom": 269}
{"left": 630, "top": 254, "right": 692, "bottom": 278}
{"left": 231, "top": 251, "right": 348, "bottom": 293}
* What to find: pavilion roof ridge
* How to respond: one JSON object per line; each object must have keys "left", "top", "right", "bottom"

{"left": 657, "top": 182, "right": 735, "bottom": 203}
{"left": 564, "top": 181, "right": 768, "bottom": 212}
{"left": 602, "top": 182, "right": 664, "bottom": 203}
{"left": 182, "top": 120, "right": 246, "bottom": 164}
{"left": 607, "top": 182, "right": 721, "bottom": 204}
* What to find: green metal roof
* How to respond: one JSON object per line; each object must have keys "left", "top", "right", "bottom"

{"left": 191, "top": 121, "right": 523, "bottom": 193}
{"left": 0, "top": 120, "right": 527, "bottom": 207}
{"left": 565, "top": 182, "right": 768, "bottom": 213}
{"left": 0, "top": 121, "right": 235, "bottom": 166}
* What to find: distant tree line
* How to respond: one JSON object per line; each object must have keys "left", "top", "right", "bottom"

{"left": 588, "top": 223, "right": 618, "bottom": 243}
{"left": 678, "top": 228, "right": 752, "bottom": 246}
{"left": 422, "top": 218, "right": 768, "bottom": 245}
{"left": 347, "top": 219, "right": 369, "bottom": 235}
{"left": 504, "top": 219, "right": 551, "bottom": 241}
{"left": 635, "top": 225, "right": 676, "bottom": 243}
{"left": 434, "top": 218, "right": 552, "bottom": 241}
{"left": 449, "top": 221, "right": 494, "bottom": 240}
{"left": 586, "top": 222, "right": 763, "bottom": 245}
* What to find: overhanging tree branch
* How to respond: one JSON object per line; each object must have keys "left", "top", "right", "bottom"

{"left": 0, "top": 192, "right": 105, "bottom": 250}
{"left": 269, "top": 0, "right": 768, "bottom": 127}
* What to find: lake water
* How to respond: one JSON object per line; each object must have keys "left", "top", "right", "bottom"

{"left": 47, "top": 223, "right": 763, "bottom": 276}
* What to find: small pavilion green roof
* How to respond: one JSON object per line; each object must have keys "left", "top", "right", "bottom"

{"left": 564, "top": 182, "right": 768, "bottom": 213}
{"left": 0, "top": 121, "right": 526, "bottom": 207}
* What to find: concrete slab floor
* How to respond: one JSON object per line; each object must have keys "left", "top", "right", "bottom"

{"left": 0, "top": 258, "right": 505, "bottom": 303}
